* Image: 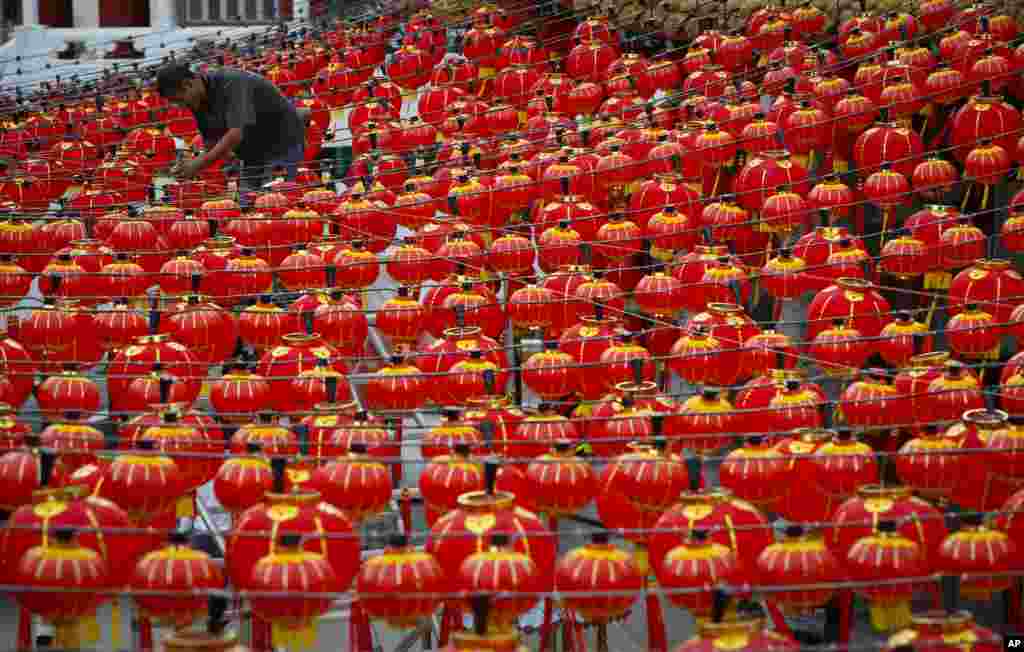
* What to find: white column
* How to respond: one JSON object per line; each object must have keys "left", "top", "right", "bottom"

{"left": 72, "top": 0, "right": 101, "bottom": 28}
{"left": 21, "top": 0, "right": 38, "bottom": 25}
{"left": 149, "top": 0, "right": 178, "bottom": 28}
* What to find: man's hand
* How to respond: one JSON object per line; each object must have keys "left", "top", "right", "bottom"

{"left": 171, "top": 157, "right": 203, "bottom": 180}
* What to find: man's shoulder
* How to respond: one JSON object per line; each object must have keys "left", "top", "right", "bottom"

{"left": 209, "top": 67, "right": 268, "bottom": 90}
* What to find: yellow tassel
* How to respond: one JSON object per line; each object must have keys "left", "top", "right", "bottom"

{"left": 925, "top": 296, "right": 940, "bottom": 328}
{"left": 1018, "top": 166, "right": 1023, "bottom": 181}
{"left": 982, "top": 184, "right": 990, "bottom": 210}
{"left": 833, "top": 159, "right": 849, "bottom": 174}
{"left": 880, "top": 209, "right": 891, "bottom": 248}
{"left": 711, "top": 168, "right": 721, "bottom": 199}
{"left": 961, "top": 184, "right": 972, "bottom": 211}
{"left": 478, "top": 67, "right": 496, "bottom": 80}
{"left": 54, "top": 622, "right": 79, "bottom": 649}
{"left": 868, "top": 600, "right": 912, "bottom": 632}
{"left": 793, "top": 153, "right": 810, "bottom": 170}
{"left": 109, "top": 603, "right": 119, "bottom": 650}
{"left": 517, "top": 111, "right": 527, "bottom": 126}
{"left": 176, "top": 494, "right": 195, "bottom": 519}
{"left": 924, "top": 271, "right": 952, "bottom": 290}
{"left": 55, "top": 614, "right": 102, "bottom": 649}
{"left": 272, "top": 622, "right": 318, "bottom": 651}
{"left": 200, "top": 381, "right": 210, "bottom": 399}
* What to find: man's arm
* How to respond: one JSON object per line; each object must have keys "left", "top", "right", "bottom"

{"left": 194, "top": 127, "right": 242, "bottom": 171}
{"left": 194, "top": 76, "right": 253, "bottom": 172}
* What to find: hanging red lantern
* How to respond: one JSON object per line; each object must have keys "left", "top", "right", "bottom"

{"left": 34, "top": 365, "right": 100, "bottom": 422}
{"left": 734, "top": 150, "right": 810, "bottom": 214}
{"left": 807, "top": 277, "right": 892, "bottom": 340}
{"left": 12, "top": 528, "right": 110, "bottom": 650}
{"left": 512, "top": 404, "right": 580, "bottom": 461}
{"left": 556, "top": 532, "right": 641, "bottom": 630}
{"left": 675, "top": 388, "right": 738, "bottom": 457}
{"left": 212, "top": 442, "right": 273, "bottom": 515}
{"left": 757, "top": 525, "right": 844, "bottom": 615}
{"left": 924, "top": 360, "right": 986, "bottom": 423}
{"left": 247, "top": 532, "right": 337, "bottom": 651}
{"left": 649, "top": 485, "right": 773, "bottom": 575}
{"left": 846, "top": 520, "right": 928, "bottom": 632}
{"left": 656, "top": 527, "right": 744, "bottom": 622}
{"left": 132, "top": 530, "right": 224, "bottom": 629}
{"left": 524, "top": 441, "right": 596, "bottom": 520}
{"left": 894, "top": 424, "right": 962, "bottom": 502}
{"left": 839, "top": 369, "right": 903, "bottom": 430}
{"left": 883, "top": 611, "right": 1002, "bottom": 652}
{"left": 425, "top": 464, "right": 556, "bottom": 583}
{"left": 810, "top": 430, "right": 879, "bottom": 518}
{"left": 227, "top": 461, "right": 360, "bottom": 597}
{"left": 311, "top": 442, "right": 392, "bottom": 524}
{"left": 947, "top": 304, "right": 1000, "bottom": 357}
{"left": 829, "top": 484, "right": 948, "bottom": 565}
{"left": 357, "top": 533, "right": 446, "bottom": 629}
{"left": 100, "top": 439, "right": 184, "bottom": 522}
{"left": 937, "top": 513, "right": 1016, "bottom": 601}
{"left": 719, "top": 435, "right": 787, "bottom": 510}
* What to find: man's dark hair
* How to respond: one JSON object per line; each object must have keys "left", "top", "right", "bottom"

{"left": 155, "top": 63, "right": 196, "bottom": 98}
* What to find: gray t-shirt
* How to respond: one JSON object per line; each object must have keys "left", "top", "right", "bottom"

{"left": 193, "top": 67, "right": 304, "bottom": 166}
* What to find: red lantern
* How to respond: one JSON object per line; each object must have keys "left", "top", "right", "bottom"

{"left": 556, "top": 532, "right": 641, "bottom": 625}
{"left": 248, "top": 533, "right": 337, "bottom": 650}
{"left": 13, "top": 528, "right": 110, "bottom": 649}
{"left": 675, "top": 388, "right": 738, "bottom": 457}
{"left": 649, "top": 487, "right": 773, "bottom": 574}
{"left": 357, "top": 534, "right": 446, "bottom": 628}
{"left": 883, "top": 611, "right": 1002, "bottom": 652}
{"left": 524, "top": 440, "right": 596, "bottom": 519}
{"left": 132, "top": 530, "right": 223, "bottom": 628}
{"left": 846, "top": 520, "right": 928, "bottom": 632}
{"left": 937, "top": 513, "right": 1016, "bottom": 600}
{"left": 719, "top": 436, "right": 786, "bottom": 510}
{"left": 757, "top": 525, "right": 843, "bottom": 614}
{"left": 949, "top": 258, "right": 1024, "bottom": 328}
{"left": 212, "top": 443, "right": 273, "bottom": 515}
{"left": 656, "top": 527, "right": 744, "bottom": 621}
{"left": 811, "top": 431, "right": 879, "bottom": 517}
{"left": 807, "top": 277, "right": 892, "bottom": 340}
{"left": 829, "top": 484, "right": 948, "bottom": 565}
{"left": 425, "top": 472, "right": 556, "bottom": 582}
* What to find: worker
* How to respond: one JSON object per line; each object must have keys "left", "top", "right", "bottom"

{"left": 155, "top": 62, "right": 310, "bottom": 192}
